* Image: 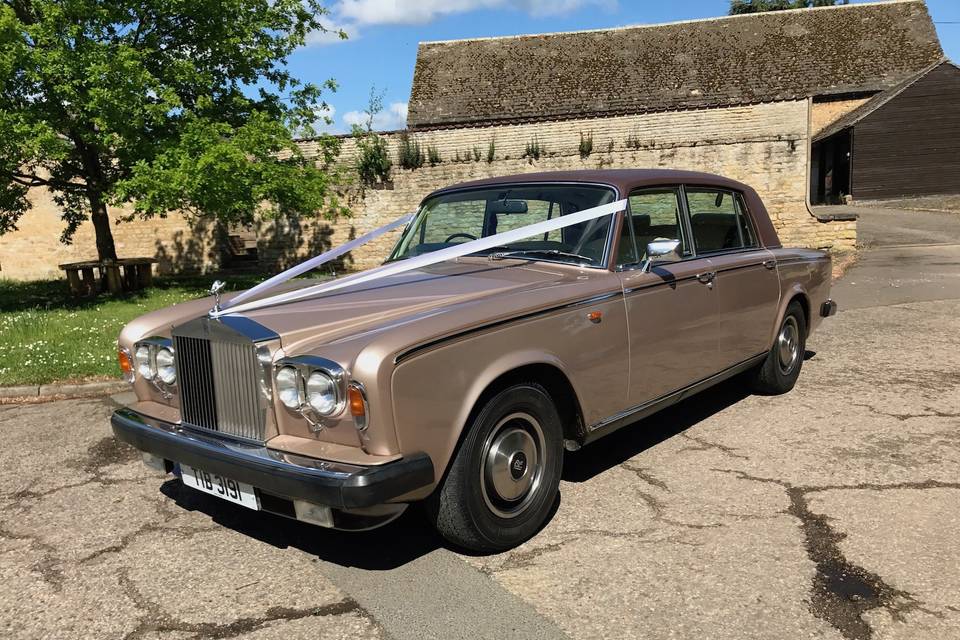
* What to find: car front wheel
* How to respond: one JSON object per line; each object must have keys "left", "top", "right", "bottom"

{"left": 426, "top": 382, "right": 563, "bottom": 552}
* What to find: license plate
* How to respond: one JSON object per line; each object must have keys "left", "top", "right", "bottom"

{"left": 180, "top": 464, "right": 260, "bottom": 511}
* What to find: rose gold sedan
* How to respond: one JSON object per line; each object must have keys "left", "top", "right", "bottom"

{"left": 112, "top": 170, "right": 836, "bottom": 551}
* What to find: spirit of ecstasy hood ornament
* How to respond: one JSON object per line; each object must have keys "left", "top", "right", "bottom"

{"left": 209, "top": 280, "right": 226, "bottom": 315}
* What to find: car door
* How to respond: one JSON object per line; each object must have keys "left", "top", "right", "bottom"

{"left": 615, "top": 187, "right": 723, "bottom": 410}
{"left": 684, "top": 188, "right": 780, "bottom": 370}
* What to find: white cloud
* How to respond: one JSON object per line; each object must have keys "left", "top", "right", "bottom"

{"left": 311, "top": 104, "right": 338, "bottom": 133}
{"left": 332, "top": 0, "right": 614, "bottom": 27}
{"left": 342, "top": 101, "right": 409, "bottom": 131}
{"left": 306, "top": 20, "right": 355, "bottom": 46}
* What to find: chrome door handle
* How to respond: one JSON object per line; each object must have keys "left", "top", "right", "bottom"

{"left": 697, "top": 271, "right": 716, "bottom": 284}
{"left": 763, "top": 259, "right": 777, "bottom": 270}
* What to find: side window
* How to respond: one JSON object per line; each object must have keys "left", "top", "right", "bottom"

{"left": 618, "top": 188, "right": 687, "bottom": 266}
{"left": 686, "top": 188, "right": 755, "bottom": 253}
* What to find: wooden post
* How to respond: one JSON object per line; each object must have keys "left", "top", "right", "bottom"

{"left": 137, "top": 263, "right": 154, "bottom": 288}
{"left": 80, "top": 268, "right": 96, "bottom": 296}
{"left": 65, "top": 269, "right": 83, "bottom": 296}
{"left": 103, "top": 265, "right": 123, "bottom": 295}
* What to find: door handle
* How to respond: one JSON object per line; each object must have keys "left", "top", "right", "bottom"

{"left": 763, "top": 259, "right": 777, "bottom": 270}
{"left": 696, "top": 271, "right": 716, "bottom": 284}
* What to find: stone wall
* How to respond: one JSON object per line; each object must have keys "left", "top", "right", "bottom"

{"left": 811, "top": 96, "right": 871, "bottom": 136}
{"left": 0, "top": 186, "right": 222, "bottom": 281}
{"left": 292, "top": 99, "right": 855, "bottom": 272}
{"left": 0, "top": 99, "right": 856, "bottom": 281}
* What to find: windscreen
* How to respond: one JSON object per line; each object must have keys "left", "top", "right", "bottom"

{"left": 387, "top": 184, "right": 617, "bottom": 268}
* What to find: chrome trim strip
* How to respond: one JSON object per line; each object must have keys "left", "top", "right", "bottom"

{"left": 775, "top": 256, "right": 831, "bottom": 267}
{"left": 393, "top": 289, "right": 624, "bottom": 364}
{"left": 585, "top": 353, "right": 767, "bottom": 437}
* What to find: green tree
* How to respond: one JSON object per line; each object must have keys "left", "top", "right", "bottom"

{"left": 729, "top": 0, "right": 848, "bottom": 14}
{"left": 0, "top": 0, "right": 344, "bottom": 263}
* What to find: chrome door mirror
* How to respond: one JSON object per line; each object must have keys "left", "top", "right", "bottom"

{"left": 642, "top": 239, "right": 682, "bottom": 272}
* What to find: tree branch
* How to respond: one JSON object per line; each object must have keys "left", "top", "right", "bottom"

{"left": 8, "top": 171, "right": 86, "bottom": 190}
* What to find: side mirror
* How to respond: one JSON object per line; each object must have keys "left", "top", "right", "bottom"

{"left": 642, "top": 239, "right": 682, "bottom": 273}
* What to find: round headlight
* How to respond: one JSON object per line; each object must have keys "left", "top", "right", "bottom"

{"left": 276, "top": 366, "right": 302, "bottom": 409}
{"left": 135, "top": 345, "right": 154, "bottom": 380}
{"left": 155, "top": 347, "right": 176, "bottom": 385}
{"left": 306, "top": 371, "right": 339, "bottom": 415}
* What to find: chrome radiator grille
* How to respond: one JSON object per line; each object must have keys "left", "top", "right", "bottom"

{"left": 174, "top": 335, "right": 266, "bottom": 442}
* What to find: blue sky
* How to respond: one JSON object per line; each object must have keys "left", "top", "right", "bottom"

{"left": 288, "top": 0, "right": 960, "bottom": 133}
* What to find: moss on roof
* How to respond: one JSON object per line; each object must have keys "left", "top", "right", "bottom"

{"left": 408, "top": 0, "right": 943, "bottom": 129}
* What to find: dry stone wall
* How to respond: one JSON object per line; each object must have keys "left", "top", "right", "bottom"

{"left": 0, "top": 99, "right": 855, "bottom": 281}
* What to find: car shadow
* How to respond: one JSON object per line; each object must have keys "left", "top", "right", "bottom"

{"left": 562, "top": 375, "right": 751, "bottom": 483}
{"left": 156, "top": 373, "right": 757, "bottom": 565}
{"left": 160, "top": 479, "right": 443, "bottom": 570}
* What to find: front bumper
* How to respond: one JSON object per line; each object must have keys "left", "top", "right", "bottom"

{"left": 111, "top": 408, "right": 434, "bottom": 510}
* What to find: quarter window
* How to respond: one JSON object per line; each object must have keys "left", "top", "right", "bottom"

{"left": 618, "top": 188, "right": 688, "bottom": 266}
{"left": 686, "top": 188, "right": 757, "bottom": 253}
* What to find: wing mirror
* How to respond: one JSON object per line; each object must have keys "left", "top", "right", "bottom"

{"left": 642, "top": 239, "right": 682, "bottom": 273}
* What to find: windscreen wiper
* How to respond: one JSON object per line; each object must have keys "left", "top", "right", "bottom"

{"left": 489, "top": 249, "right": 593, "bottom": 264}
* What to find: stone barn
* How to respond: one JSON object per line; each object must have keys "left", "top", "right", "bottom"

{"left": 0, "top": 0, "right": 948, "bottom": 280}
{"left": 811, "top": 60, "right": 960, "bottom": 203}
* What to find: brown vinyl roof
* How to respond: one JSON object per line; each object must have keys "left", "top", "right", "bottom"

{"left": 428, "top": 169, "right": 749, "bottom": 199}
{"left": 408, "top": 0, "right": 943, "bottom": 129}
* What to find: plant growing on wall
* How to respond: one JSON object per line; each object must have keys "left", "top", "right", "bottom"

{"left": 487, "top": 140, "right": 496, "bottom": 163}
{"left": 472, "top": 146, "right": 482, "bottom": 162}
{"left": 0, "top": 0, "right": 345, "bottom": 264}
{"left": 397, "top": 132, "right": 425, "bottom": 169}
{"left": 427, "top": 146, "right": 442, "bottom": 166}
{"left": 353, "top": 90, "right": 393, "bottom": 186}
{"left": 579, "top": 132, "right": 594, "bottom": 158}
{"left": 524, "top": 136, "right": 544, "bottom": 161}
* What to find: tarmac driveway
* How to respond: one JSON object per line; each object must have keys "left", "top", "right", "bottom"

{"left": 2, "top": 205, "right": 960, "bottom": 640}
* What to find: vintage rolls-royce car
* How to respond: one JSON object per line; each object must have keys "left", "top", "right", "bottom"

{"left": 112, "top": 169, "right": 836, "bottom": 551}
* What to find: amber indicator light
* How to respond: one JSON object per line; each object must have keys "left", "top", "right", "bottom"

{"left": 587, "top": 311, "right": 603, "bottom": 324}
{"left": 118, "top": 348, "right": 134, "bottom": 377}
{"left": 348, "top": 385, "right": 366, "bottom": 417}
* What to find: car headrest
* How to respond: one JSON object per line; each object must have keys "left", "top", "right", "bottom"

{"left": 691, "top": 213, "right": 736, "bottom": 226}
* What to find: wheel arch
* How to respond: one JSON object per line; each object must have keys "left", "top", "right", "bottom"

{"left": 465, "top": 362, "right": 586, "bottom": 446}
{"left": 770, "top": 285, "right": 811, "bottom": 347}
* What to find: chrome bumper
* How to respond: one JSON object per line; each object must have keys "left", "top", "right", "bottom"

{"left": 111, "top": 407, "right": 434, "bottom": 510}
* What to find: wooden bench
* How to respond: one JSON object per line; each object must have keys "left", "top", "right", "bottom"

{"left": 59, "top": 258, "right": 157, "bottom": 296}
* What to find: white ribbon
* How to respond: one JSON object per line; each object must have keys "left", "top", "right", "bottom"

{"left": 214, "top": 198, "right": 627, "bottom": 317}
{"left": 219, "top": 213, "right": 415, "bottom": 312}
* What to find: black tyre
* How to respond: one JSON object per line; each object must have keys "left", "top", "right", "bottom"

{"left": 750, "top": 300, "right": 807, "bottom": 395}
{"left": 426, "top": 382, "right": 563, "bottom": 552}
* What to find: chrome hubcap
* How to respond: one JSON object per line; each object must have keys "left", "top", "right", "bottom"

{"left": 778, "top": 316, "right": 800, "bottom": 374}
{"left": 480, "top": 412, "right": 545, "bottom": 519}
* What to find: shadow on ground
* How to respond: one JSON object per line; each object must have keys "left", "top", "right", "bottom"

{"left": 160, "top": 479, "right": 443, "bottom": 570}
{"left": 153, "top": 354, "right": 818, "bottom": 566}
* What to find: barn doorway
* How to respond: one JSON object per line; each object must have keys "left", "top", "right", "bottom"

{"left": 810, "top": 129, "right": 852, "bottom": 205}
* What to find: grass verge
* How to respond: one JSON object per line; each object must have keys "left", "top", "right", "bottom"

{"left": 0, "top": 274, "right": 264, "bottom": 386}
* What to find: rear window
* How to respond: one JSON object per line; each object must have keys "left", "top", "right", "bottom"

{"left": 686, "top": 188, "right": 757, "bottom": 253}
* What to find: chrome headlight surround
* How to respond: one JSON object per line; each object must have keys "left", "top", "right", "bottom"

{"left": 133, "top": 337, "right": 176, "bottom": 396}
{"left": 273, "top": 356, "right": 347, "bottom": 430}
